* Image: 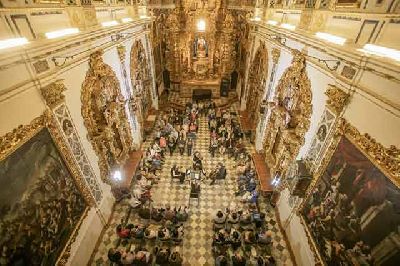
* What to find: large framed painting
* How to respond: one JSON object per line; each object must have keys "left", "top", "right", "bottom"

{"left": 0, "top": 112, "right": 92, "bottom": 265}
{"left": 301, "top": 119, "right": 400, "bottom": 265}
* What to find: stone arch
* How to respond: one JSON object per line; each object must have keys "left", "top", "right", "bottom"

{"left": 81, "top": 50, "right": 133, "bottom": 182}
{"left": 263, "top": 49, "right": 312, "bottom": 176}
{"left": 246, "top": 41, "right": 269, "bottom": 129}
{"left": 130, "top": 39, "right": 152, "bottom": 126}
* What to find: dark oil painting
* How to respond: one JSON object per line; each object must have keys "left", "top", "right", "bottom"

{"left": 0, "top": 128, "right": 87, "bottom": 265}
{"left": 302, "top": 137, "right": 400, "bottom": 265}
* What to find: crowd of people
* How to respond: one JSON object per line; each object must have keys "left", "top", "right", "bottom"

{"left": 211, "top": 208, "right": 275, "bottom": 266}
{"left": 108, "top": 245, "right": 183, "bottom": 266}
{"left": 107, "top": 99, "right": 278, "bottom": 265}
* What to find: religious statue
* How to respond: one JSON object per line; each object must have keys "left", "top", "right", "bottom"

{"left": 194, "top": 36, "right": 207, "bottom": 58}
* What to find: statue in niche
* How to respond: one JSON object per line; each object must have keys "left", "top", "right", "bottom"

{"left": 193, "top": 36, "right": 208, "bottom": 58}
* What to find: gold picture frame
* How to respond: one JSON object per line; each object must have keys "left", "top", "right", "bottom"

{"left": 298, "top": 117, "right": 400, "bottom": 264}
{"left": 0, "top": 110, "right": 94, "bottom": 265}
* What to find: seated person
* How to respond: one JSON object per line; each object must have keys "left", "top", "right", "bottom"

{"left": 116, "top": 221, "right": 131, "bottom": 239}
{"left": 121, "top": 250, "right": 135, "bottom": 265}
{"left": 132, "top": 225, "right": 145, "bottom": 239}
{"left": 227, "top": 212, "right": 240, "bottom": 230}
{"left": 210, "top": 163, "right": 227, "bottom": 185}
{"left": 171, "top": 164, "right": 185, "bottom": 183}
{"left": 243, "top": 229, "right": 256, "bottom": 244}
{"left": 231, "top": 252, "right": 246, "bottom": 266}
{"left": 176, "top": 206, "right": 189, "bottom": 222}
{"left": 158, "top": 227, "right": 171, "bottom": 240}
{"left": 213, "top": 231, "right": 227, "bottom": 245}
{"left": 242, "top": 190, "right": 258, "bottom": 204}
{"left": 253, "top": 212, "right": 265, "bottom": 229}
{"left": 108, "top": 248, "right": 122, "bottom": 263}
{"left": 169, "top": 251, "right": 183, "bottom": 266}
{"left": 213, "top": 210, "right": 226, "bottom": 230}
{"left": 193, "top": 152, "right": 203, "bottom": 170}
{"left": 135, "top": 249, "right": 152, "bottom": 265}
{"left": 258, "top": 230, "right": 272, "bottom": 244}
{"left": 230, "top": 229, "right": 242, "bottom": 250}
{"left": 144, "top": 228, "right": 157, "bottom": 239}
{"left": 164, "top": 206, "right": 176, "bottom": 222}
{"left": 265, "top": 255, "right": 276, "bottom": 266}
{"left": 151, "top": 208, "right": 163, "bottom": 222}
{"left": 215, "top": 254, "right": 228, "bottom": 266}
{"left": 155, "top": 247, "right": 171, "bottom": 265}
{"left": 239, "top": 211, "right": 252, "bottom": 226}
{"left": 128, "top": 195, "right": 141, "bottom": 209}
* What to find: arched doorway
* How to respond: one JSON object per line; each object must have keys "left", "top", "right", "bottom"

{"left": 263, "top": 50, "right": 312, "bottom": 176}
{"left": 81, "top": 50, "right": 133, "bottom": 181}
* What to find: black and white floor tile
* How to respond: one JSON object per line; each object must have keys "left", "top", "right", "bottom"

{"left": 91, "top": 103, "right": 293, "bottom": 266}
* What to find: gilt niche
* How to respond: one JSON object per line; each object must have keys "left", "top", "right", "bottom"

{"left": 130, "top": 40, "right": 152, "bottom": 123}
{"left": 81, "top": 50, "right": 133, "bottom": 182}
{"left": 264, "top": 49, "right": 312, "bottom": 176}
{"left": 246, "top": 41, "right": 269, "bottom": 128}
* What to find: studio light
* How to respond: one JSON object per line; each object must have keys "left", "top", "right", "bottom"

{"left": 121, "top": 17, "right": 133, "bottom": 23}
{"left": 102, "top": 20, "right": 119, "bottom": 27}
{"left": 315, "top": 32, "right": 346, "bottom": 45}
{"left": 0, "top": 37, "right": 29, "bottom": 50}
{"left": 197, "top": 19, "right": 206, "bottom": 32}
{"left": 266, "top": 20, "right": 278, "bottom": 26}
{"left": 280, "top": 23, "right": 296, "bottom": 31}
{"left": 45, "top": 28, "right": 79, "bottom": 39}
{"left": 358, "top": 44, "right": 400, "bottom": 61}
{"left": 113, "top": 170, "right": 122, "bottom": 181}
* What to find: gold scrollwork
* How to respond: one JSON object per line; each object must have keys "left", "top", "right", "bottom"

{"left": 324, "top": 84, "right": 350, "bottom": 115}
{"left": 263, "top": 49, "right": 312, "bottom": 176}
{"left": 81, "top": 50, "right": 133, "bottom": 182}
{"left": 40, "top": 80, "right": 67, "bottom": 108}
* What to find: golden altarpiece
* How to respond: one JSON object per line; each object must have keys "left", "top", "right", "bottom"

{"left": 150, "top": 0, "right": 251, "bottom": 95}
{"left": 246, "top": 42, "right": 269, "bottom": 129}
{"left": 263, "top": 50, "right": 312, "bottom": 177}
{"left": 129, "top": 40, "right": 153, "bottom": 128}
{"left": 81, "top": 51, "right": 134, "bottom": 181}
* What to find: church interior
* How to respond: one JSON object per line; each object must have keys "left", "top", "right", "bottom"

{"left": 0, "top": 0, "right": 400, "bottom": 265}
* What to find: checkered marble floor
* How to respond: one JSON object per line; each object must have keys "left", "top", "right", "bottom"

{"left": 90, "top": 103, "right": 293, "bottom": 266}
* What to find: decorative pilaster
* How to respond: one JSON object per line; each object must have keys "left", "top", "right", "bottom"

{"left": 40, "top": 80, "right": 103, "bottom": 205}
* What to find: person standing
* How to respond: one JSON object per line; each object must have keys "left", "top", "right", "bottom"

{"left": 168, "top": 135, "right": 176, "bottom": 156}
{"left": 187, "top": 138, "right": 193, "bottom": 156}
{"left": 178, "top": 137, "right": 186, "bottom": 155}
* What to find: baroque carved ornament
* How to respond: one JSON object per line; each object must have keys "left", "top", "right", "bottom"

{"left": 263, "top": 49, "right": 312, "bottom": 175}
{"left": 324, "top": 84, "right": 350, "bottom": 115}
{"left": 81, "top": 50, "right": 133, "bottom": 182}
{"left": 40, "top": 80, "right": 66, "bottom": 108}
